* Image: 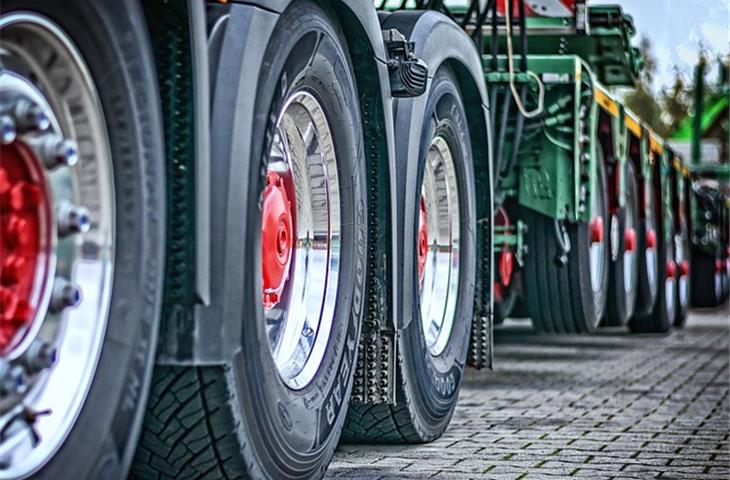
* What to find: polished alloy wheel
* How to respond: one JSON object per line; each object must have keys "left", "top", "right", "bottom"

{"left": 623, "top": 184, "right": 638, "bottom": 297}
{"left": 261, "top": 91, "right": 340, "bottom": 390}
{"left": 664, "top": 231, "right": 677, "bottom": 322}
{"left": 675, "top": 232, "right": 689, "bottom": 308}
{"left": 0, "top": 13, "right": 114, "bottom": 477}
{"left": 418, "top": 135, "right": 460, "bottom": 357}
{"left": 588, "top": 172, "right": 606, "bottom": 303}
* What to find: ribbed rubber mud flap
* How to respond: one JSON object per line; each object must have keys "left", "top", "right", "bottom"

{"left": 468, "top": 217, "right": 493, "bottom": 369}
{"left": 142, "top": 0, "right": 198, "bottom": 354}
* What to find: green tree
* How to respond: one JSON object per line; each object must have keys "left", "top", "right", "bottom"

{"left": 623, "top": 36, "right": 669, "bottom": 135}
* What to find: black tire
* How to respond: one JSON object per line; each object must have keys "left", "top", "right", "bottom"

{"left": 2, "top": 1, "right": 166, "bottom": 478}
{"left": 690, "top": 248, "right": 722, "bottom": 307}
{"left": 494, "top": 282, "right": 518, "bottom": 324}
{"left": 674, "top": 210, "right": 691, "bottom": 327}
{"left": 132, "top": 3, "right": 367, "bottom": 479}
{"left": 523, "top": 159, "right": 610, "bottom": 334}
{"left": 343, "top": 66, "right": 476, "bottom": 443}
{"left": 630, "top": 178, "right": 675, "bottom": 333}
{"left": 605, "top": 161, "right": 639, "bottom": 326}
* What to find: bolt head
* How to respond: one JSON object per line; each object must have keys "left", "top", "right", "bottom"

{"left": 0, "top": 115, "right": 16, "bottom": 144}
{"left": 51, "top": 278, "right": 81, "bottom": 312}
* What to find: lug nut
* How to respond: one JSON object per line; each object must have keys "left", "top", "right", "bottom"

{"left": 57, "top": 202, "right": 91, "bottom": 236}
{"left": 36, "top": 135, "right": 78, "bottom": 170}
{"left": 12, "top": 100, "right": 50, "bottom": 133}
{"left": 50, "top": 277, "right": 81, "bottom": 313}
{"left": 0, "top": 365, "right": 27, "bottom": 396}
{"left": 22, "top": 340, "right": 58, "bottom": 373}
{"left": 0, "top": 115, "right": 16, "bottom": 144}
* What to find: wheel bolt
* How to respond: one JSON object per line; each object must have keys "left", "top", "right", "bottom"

{"left": 22, "top": 340, "right": 58, "bottom": 373}
{"left": 0, "top": 365, "right": 27, "bottom": 396}
{"left": 50, "top": 277, "right": 82, "bottom": 313}
{"left": 57, "top": 202, "right": 91, "bottom": 236}
{"left": 37, "top": 135, "right": 78, "bottom": 170}
{"left": 0, "top": 115, "right": 16, "bottom": 144}
{"left": 12, "top": 100, "right": 50, "bottom": 133}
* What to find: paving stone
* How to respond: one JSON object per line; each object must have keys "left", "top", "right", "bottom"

{"left": 328, "top": 309, "right": 730, "bottom": 479}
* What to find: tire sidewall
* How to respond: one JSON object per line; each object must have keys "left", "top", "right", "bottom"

{"left": 2, "top": 1, "right": 166, "bottom": 478}
{"left": 231, "top": 2, "right": 366, "bottom": 476}
{"left": 401, "top": 66, "right": 475, "bottom": 432}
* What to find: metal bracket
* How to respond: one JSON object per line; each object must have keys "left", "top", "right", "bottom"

{"left": 382, "top": 29, "right": 428, "bottom": 98}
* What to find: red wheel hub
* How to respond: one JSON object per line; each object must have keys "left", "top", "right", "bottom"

{"left": 417, "top": 197, "right": 428, "bottom": 284}
{"left": 716, "top": 259, "right": 725, "bottom": 274}
{"left": 0, "top": 142, "right": 52, "bottom": 351}
{"left": 679, "top": 260, "right": 689, "bottom": 277}
{"left": 645, "top": 228, "right": 657, "bottom": 250}
{"left": 624, "top": 227, "right": 637, "bottom": 252}
{"left": 589, "top": 216, "right": 604, "bottom": 244}
{"left": 666, "top": 260, "right": 677, "bottom": 279}
{"left": 261, "top": 171, "right": 294, "bottom": 310}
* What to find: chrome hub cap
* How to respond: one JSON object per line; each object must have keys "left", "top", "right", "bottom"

{"left": 418, "top": 135, "right": 460, "bottom": 357}
{"left": 588, "top": 178, "right": 606, "bottom": 299}
{"left": 262, "top": 91, "right": 340, "bottom": 390}
{"left": 622, "top": 186, "right": 637, "bottom": 298}
{"left": 664, "top": 227, "right": 676, "bottom": 319}
{"left": 675, "top": 232, "right": 689, "bottom": 308}
{"left": 0, "top": 13, "right": 114, "bottom": 477}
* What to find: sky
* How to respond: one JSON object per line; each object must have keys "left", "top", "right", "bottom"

{"left": 592, "top": 0, "right": 730, "bottom": 91}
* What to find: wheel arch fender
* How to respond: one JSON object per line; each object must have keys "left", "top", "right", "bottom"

{"left": 380, "top": 10, "right": 494, "bottom": 339}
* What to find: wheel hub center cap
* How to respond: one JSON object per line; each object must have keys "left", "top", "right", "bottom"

{"left": 0, "top": 119, "right": 53, "bottom": 353}
{"left": 261, "top": 171, "right": 293, "bottom": 309}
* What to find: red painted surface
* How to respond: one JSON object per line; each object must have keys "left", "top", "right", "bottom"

{"left": 261, "top": 171, "right": 294, "bottom": 310}
{"left": 0, "top": 142, "right": 50, "bottom": 350}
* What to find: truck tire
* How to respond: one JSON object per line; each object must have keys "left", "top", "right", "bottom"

{"left": 605, "top": 161, "right": 639, "bottom": 326}
{"left": 630, "top": 183, "right": 676, "bottom": 333}
{"left": 0, "top": 2, "right": 165, "bottom": 479}
{"left": 634, "top": 169, "right": 659, "bottom": 317}
{"left": 343, "top": 66, "right": 476, "bottom": 443}
{"left": 523, "top": 159, "right": 610, "bottom": 334}
{"left": 494, "top": 284, "right": 518, "bottom": 325}
{"left": 132, "top": 2, "right": 367, "bottom": 479}
{"left": 674, "top": 211, "right": 690, "bottom": 326}
{"left": 690, "top": 248, "right": 722, "bottom": 307}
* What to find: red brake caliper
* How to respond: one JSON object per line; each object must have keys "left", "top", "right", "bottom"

{"left": 0, "top": 142, "right": 49, "bottom": 350}
{"left": 417, "top": 197, "right": 428, "bottom": 284}
{"left": 261, "top": 171, "right": 294, "bottom": 310}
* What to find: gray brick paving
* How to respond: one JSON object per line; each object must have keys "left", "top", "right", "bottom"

{"left": 328, "top": 308, "right": 730, "bottom": 479}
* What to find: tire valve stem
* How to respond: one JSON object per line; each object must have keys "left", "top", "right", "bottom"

{"left": 0, "top": 407, "right": 53, "bottom": 447}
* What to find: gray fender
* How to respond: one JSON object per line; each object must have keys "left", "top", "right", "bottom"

{"left": 157, "top": 1, "right": 397, "bottom": 364}
{"left": 381, "top": 10, "right": 494, "bottom": 332}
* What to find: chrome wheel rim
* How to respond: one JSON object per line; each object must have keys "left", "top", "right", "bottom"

{"left": 0, "top": 13, "right": 114, "bottom": 477}
{"left": 622, "top": 179, "right": 638, "bottom": 298}
{"left": 262, "top": 91, "right": 340, "bottom": 390}
{"left": 675, "top": 233, "right": 688, "bottom": 308}
{"left": 589, "top": 173, "right": 606, "bottom": 297}
{"left": 644, "top": 178, "right": 658, "bottom": 299}
{"left": 664, "top": 224, "right": 676, "bottom": 320}
{"left": 419, "top": 135, "right": 460, "bottom": 357}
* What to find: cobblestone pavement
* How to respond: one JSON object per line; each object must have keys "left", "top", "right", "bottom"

{"left": 328, "top": 308, "right": 730, "bottom": 479}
